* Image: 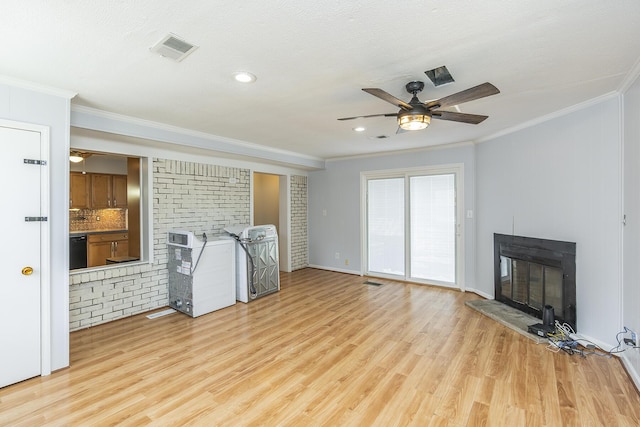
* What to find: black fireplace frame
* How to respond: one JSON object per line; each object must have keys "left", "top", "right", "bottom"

{"left": 493, "top": 233, "right": 576, "bottom": 330}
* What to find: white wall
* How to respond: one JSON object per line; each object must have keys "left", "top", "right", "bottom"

{"left": 69, "top": 154, "right": 127, "bottom": 174}
{"left": 476, "top": 96, "right": 622, "bottom": 346}
{"left": 622, "top": 74, "right": 640, "bottom": 387}
{"left": 308, "top": 143, "right": 477, "bottom": 287}
{"left": 0, "top": 82, "right": 73, "bottom": 371}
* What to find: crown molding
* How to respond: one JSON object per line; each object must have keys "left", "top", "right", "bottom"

{"left": 477, "top": 91, "right": 620, "bottom": 144}
{"left": 0, "top": 75, "right": 76, "bottom": 99}
{"left": 326, "top": 140, "right": 475, "bottom": 163}
{"left": 70, "top": 105, "right": 325, "bottom": 170}
{"left": 618, "top": 55, "right": 640, "bottom": 94}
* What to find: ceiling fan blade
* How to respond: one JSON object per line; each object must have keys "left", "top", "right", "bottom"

{"left": 431, "top": 111, "right": 489, "bottom": 124}
{"left": 362, "top": 88, "right": 413, "bottom": 110}
{"left": 337, "top": 113, "right": 397, "bottom": 121}
{"left": 427, "top": 82, "right": 499, "bottom": 109}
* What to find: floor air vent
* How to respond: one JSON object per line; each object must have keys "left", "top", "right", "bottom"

{"left": 150, "top": 34, "right": 198, "bottom": 62}
{"left": 363, "top": 280, "right": 384, "bottom": 286}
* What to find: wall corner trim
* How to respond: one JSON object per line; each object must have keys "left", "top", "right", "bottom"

{"left": 0, "top": 74, "right": 76, "bottom": 99}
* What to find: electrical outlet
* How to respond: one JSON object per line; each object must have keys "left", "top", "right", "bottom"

{"left": 623, "top": 327, "right": 637, "bottom": 347}
{"left": 335, "top": 252, "right": 340, "bottom": 259}
{"left": 345, "top": 259, "right": 349, "bottom": 266}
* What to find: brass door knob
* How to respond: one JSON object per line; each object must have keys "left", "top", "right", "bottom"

{"left": 21, "top": 266, "right": 33, "bottom": 276}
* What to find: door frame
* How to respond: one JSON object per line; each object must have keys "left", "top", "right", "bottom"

{"left": 0, "top": 118, "right": 51, "bottom": 377}
{"left": 360, "top": 163, "right": 465, "bottom": 291}
{"left": 250, "top": 171, "right": 291, "bottom": 272}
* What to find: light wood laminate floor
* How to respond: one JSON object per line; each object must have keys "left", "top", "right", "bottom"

{"left": 1, "top": 268, "right": 639, "bottom": 426}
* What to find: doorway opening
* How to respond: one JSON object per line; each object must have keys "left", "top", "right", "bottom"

{"left": 253, "top": 172, "right": 289, "bottom": 272}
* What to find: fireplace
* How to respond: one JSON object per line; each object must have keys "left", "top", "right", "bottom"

{"left": 494, "top": 234, "right": 576, "bottom": 330}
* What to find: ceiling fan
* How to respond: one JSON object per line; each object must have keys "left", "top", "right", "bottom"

{"left": 69, "top": 150, "right": 106, "bottom": 163}
{"left": 338, "top": 78, "right": 500, "bottom": 131}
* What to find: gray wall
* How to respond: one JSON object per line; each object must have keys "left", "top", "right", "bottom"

{"left": 308, "top": 143, "right": 477, "bottom": 288}
{"left": 623, "top": 75, "right": 640, "bottom": 386}
{"left": 308, "top": 96, "right": 624, "bottom": 349}
{"left": 0, "top": 83, "right": 72, "bottom": 370}
{"left": 476, "top": 96, "right": 622, "bottom": 345}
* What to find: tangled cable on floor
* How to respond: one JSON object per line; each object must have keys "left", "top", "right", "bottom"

{"left": 545, "top": 321, "right": 639, "bottom": 357}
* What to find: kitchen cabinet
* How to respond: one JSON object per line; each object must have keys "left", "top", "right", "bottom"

{"left": 70, "top": 172, "right": 90, "bottom": 208}
{"left": 112, "top": 175, "right": 128, "bottom": 208}
{"left": 91, "top": 174, "right": 127, "bottom": 208}
{"left": 87, "top": 232, "right": 129, "bottom": 267}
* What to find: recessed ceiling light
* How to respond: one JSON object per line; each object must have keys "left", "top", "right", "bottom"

{"left": 353, "top": 126, "right": 366, "bottom": 132}
{"left": 233, "top": 71, "right": 256, "bottom": 83}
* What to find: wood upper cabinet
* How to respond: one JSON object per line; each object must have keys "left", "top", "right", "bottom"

{"left": 87, "top": 232, "right": 129, "bottom": 267}
{"left": 70, "top": 172, "right": 90, "bottom": 208}
{"left": 112, "top": 175, "right": 127, "bottom": 208}
{"left": 91, "top": 174, "right": 112, "bottom": 208}
{"left": 90, "top": 174, "right": 127, "bottom": 208}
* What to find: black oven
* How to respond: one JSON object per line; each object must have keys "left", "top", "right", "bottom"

{"left": 70, "top": 234, "right": 87, "bottom": 269}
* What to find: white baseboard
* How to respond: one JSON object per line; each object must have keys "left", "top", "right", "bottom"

{"left": 468, "top": 288, "right": 493, "bottom": 300}
{"left": 307, "top": 264, "right": 362, "bottom": 276}
{"left": 621, "top": 353, "right": 640, "bottom": 392}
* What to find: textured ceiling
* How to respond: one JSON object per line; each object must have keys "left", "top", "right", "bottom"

{"left": 2, "top": 0, "right": 640, "bottom": 161}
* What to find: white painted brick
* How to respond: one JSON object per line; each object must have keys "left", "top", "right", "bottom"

{"left": 70, "top": 157, "right": 253, "bottom": 331}
{"left": 102, "top": 311, "right": 124, "bottom": 321}
{"left": 80, "top": 303, "right": 103, "bottom": 314}
{"left": 92, "top": 306, "right": 116, "bottom": 317}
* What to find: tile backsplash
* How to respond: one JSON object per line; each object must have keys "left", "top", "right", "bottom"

{"left": 70, "top": 208, "right": 128, "bottom": 232}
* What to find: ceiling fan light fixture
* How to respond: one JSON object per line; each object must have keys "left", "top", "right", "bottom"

{"left": 69, "top": 152, "right": 84, "bottom": 163}
{"left": 398, "top": 112, "right": 431, "bottom": 130}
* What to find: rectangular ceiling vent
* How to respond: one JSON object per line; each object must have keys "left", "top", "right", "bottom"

{"left": 425, "top": 65, "right": 455, "bottom": 87}
{"left": 150, "top": 34, "right": 198, "bottom": 62}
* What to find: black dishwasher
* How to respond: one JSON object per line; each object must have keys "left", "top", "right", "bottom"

{"left": 70, "top": 235, "right": 87, "bottom": 269}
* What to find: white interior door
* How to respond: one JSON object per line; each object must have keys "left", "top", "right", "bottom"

{"left": 0, "top": 124, "right": 43, "bottom": 388}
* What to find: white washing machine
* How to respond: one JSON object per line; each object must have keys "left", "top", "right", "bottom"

{"left": 167, "top": 230, "right": 235, "bottom": 317}
{"left": 224, "top": 225, "right": 280, "bottom": 303}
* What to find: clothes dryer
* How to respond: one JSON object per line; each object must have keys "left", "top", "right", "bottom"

{"left": 167, "top": 231, "right": 235, "bottom": 316}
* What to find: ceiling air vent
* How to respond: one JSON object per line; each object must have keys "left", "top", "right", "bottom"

{"left": 150, "top": 34, "right": 198, "bottom": 62}
{"left": 425, "top": 65, "right": 455, "bottom": 87}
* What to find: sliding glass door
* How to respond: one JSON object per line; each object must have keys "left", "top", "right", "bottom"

{"left": 367, "top": 178, "right": 405, "bottom": 276}
{"left": 363, "top": 166, "right": 462, "bottom": 288}
{"left": 409, "top": 174, "right": 456, "bottom": 283}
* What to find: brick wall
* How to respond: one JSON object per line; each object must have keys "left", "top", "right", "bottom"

{"left": 69, "top": 158, "right": 250, "bottom": 331}
{"left": 290, "top": 175, "right": 308, "bottom": 270}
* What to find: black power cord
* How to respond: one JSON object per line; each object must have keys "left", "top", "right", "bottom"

{"left": 190, "top": 232, "right": 207, "bottom": 274}
{"left": 228, "top": 233, "right": 258, "bottom": 299}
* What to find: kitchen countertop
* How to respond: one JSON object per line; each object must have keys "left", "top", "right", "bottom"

{"left": 70, "top": 229, "right": 128, "bottom": 237}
